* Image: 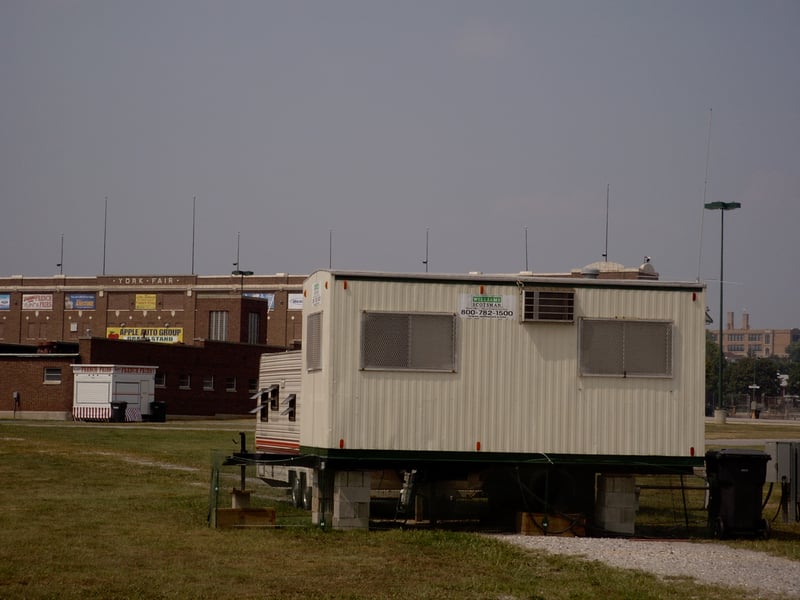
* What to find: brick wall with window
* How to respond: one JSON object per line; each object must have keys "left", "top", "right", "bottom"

{"left": 0, "top": 354, "right": 76, "bottom": 416}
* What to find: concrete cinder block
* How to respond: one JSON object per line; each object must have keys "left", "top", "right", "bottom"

{"left": 597, "top": 475, "right": 636, "bottom": 495}
{"left": 603, "top": 491, "right": 639, "bottom": 509}
{"left": 332, "top": 516, "right": 369, "bottom": 530}
{"left": 595, "top": 506, "right": 636, "bottom": 535}
{"left": 336, "top": 485, "right": 371, "bottom": 504}
{"left": 330, "top": 470, "right": 371, "bottom": 530}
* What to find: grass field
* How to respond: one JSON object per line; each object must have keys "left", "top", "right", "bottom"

{"left": 1, "top": 419, "right": 798, "bottom": 599}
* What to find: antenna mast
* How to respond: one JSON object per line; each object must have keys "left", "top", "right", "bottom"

{"left": 697, "top": 108, "right": 713, "bottom": 281}
{"left": 57, "top": 233, "right": 64, "bottom": 275}
{"left": 422, "top": 228, "right": 429, "bottom": 272}
{"left": 102, "top": 196, "right": 108, "bottom": 275}
{"left": 602, "top": 184, "right": 610, "bottom": 261}
{"left": 524, "top": 226, "right": 529, "bottom": 271}
{"left": 191, "top": 196, "right": 196, "bottom": 275}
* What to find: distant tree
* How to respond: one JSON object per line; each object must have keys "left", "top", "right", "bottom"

{"left": 786, "top": 341, "right": 800, "bottom": 364}
{"left": 726, "top": 356, "right": 782, "bottom": 402}
{"left": 705, "top": 335, "right": 721, "bottom": 410}
{"left": 787, "top": 362, "right": 800, "bottom": 396}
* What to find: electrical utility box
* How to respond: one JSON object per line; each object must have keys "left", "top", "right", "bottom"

{"left": 765, "top": 441, "right": 800, "bottom": 523}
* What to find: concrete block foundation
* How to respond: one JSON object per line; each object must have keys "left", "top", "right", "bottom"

{"left": 311, "top": 469, "right": 372, "bottom": 530}
{"left": 595, "top": 474, "right": 638, "bottom": 535}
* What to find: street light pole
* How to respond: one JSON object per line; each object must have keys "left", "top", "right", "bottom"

{"left": 704, "top": 201, "right": 741, "bottom": 421}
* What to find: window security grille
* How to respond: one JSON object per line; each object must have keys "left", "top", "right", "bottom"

{"left": 360, "top": 312, "right": 456, "bottom": 372}
{"left": 306, "top": 312, "right": 322, "bottom": 371}
{"left": 522, "top": 289, "right": 575, "bottom": 322}
{"left": 247, "top": 312, "right": 261, "bottom": 344}
{"left": 580, "top": 319, "right": 673, "bottom": 377}
{"left": 209, "top": 311, "right": 229, "bottom": 341}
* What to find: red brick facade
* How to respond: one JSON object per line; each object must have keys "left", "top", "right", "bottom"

{"left": 0, "top": 273, "right": 305, "bottom": 348}
{"left": 0, "top": 337, "right": 273, "bottom": 419}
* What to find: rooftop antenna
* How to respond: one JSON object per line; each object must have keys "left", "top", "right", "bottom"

{"left": 422, "top": 228, "right": 429, "bottom": 272}
{"left": 329, "top": 229, "right": 333, "bottom": 269}
{"left": 57, "top": 233, "right": 64, "bottom": 275}
{"left": 602, "top": 184, "right": 610, "bottom": 261}
{"left": 102, "top": 196, "right": 108, "bottom": 275}
{"left": 233, "top": 232, "right": 240, "bottom": 270}
{"left": 697, "top": 108, "right": 713, "bottom": 281}
{"left": 524, "top": 226, "right": 529, "bottom": 271}
{"left": 191, "top": 196, "right": 196, "bottom": 275}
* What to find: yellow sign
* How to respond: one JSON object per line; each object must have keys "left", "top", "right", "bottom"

{"left": 135, "top": 294, "right": 157, "bottom": 310}
{"left": 106, "top": 327, "right": 183, "bottom": 344}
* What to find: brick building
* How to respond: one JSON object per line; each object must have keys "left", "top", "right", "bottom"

{"left": 708, "top": 311, "right": 799, "bottom": 359}
{"left": 0, "top": 272, "right": 305, "bottom": 420}
{"left": 0, "top": 337, "right": 271, "bottom": 420}
{"left": 0, "top": 273, "right": 305, "bottom": 348}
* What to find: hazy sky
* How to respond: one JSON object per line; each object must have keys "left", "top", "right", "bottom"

{"left": 1, "top": 1, "right": 798, "bottom": 329}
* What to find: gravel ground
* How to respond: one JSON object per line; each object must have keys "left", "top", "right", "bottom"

{"left": 494, "top": 535, "right": 800, "bottom": 599}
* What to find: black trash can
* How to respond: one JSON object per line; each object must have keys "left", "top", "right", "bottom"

{"left": 110, "top": 401, "right": 128, "bottom": 423}
{"left": 149, "top": 400, "right": 166, "bottom": 423}
{"left": 705, "top": 449, "right": 770, "bottom": 539}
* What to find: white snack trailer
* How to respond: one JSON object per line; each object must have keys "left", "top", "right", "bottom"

{"left": 72, "top": 365, "right": 157, "bottom": 422}
{"left": 237, "top": 269, "right": 706, "bottom": 531}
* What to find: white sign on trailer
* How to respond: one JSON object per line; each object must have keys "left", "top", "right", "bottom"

{"left": 458, "top": 294, "right": 516, "bottom": 320}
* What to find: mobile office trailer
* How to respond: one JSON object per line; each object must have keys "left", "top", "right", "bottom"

{"left": 302, "top": 269, "right": 705, "bottom": 460}
{"left": 237, "top": 269, "right": 706, "bottom": 530}
{"left": 72, "top": 365, "right": 157, "bottom": 422}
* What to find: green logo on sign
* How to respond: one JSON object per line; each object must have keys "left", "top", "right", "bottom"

{"left": 472, "top": 296, "right": 502, "bottom": 303}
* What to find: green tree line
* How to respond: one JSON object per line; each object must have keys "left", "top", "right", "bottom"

{"left": 706, "top": 337, "right": 800, "bottom": 410}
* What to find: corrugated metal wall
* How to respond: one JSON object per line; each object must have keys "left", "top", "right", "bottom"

{"left": 302, "top": 272, "right": 705, "bottom": 459}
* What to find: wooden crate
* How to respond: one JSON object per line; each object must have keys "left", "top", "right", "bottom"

{"left": 216, "top": 507, "right": 277, "bottom": 529}
{"left": 516, "top": 512, "right": 587, "bottom": 537}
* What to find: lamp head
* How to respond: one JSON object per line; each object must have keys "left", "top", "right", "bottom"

{"left": 704, "top": 201, "right": 741, "bottom": 211}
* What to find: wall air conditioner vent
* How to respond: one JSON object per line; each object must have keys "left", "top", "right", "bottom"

{"left": 521, "top": 289, "right": 575, "bottom": 323}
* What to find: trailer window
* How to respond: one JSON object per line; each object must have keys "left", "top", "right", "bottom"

{"left": 580, "top": 319, "right": 673, "bottom": 377}
{"left": 306, "top": 312, "right": 322, "bottom": 371}
{"left": 282, "top": 393, "right": 297, "bottom": 422}
{"left": 360, "top": 311, "right": 457, "bottom": 372}
{"left": 269, "top": 384, "right": 279, "bottom": 410}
